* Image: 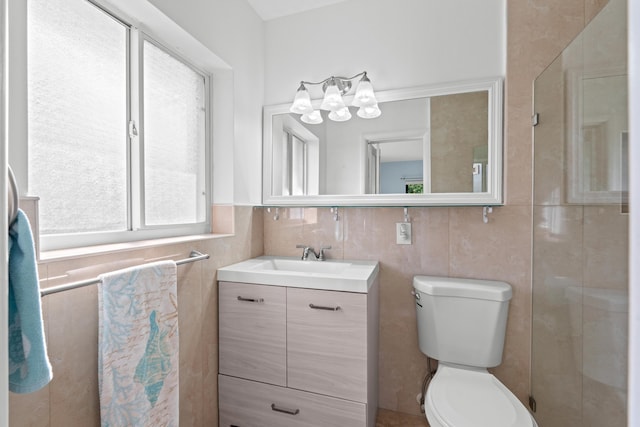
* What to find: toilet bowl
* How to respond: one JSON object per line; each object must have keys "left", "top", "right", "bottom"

{"left": 424, "top": 364, "right": 537, "bottom": 427}
{"left": 413, "top": 276, "right": 538, "bottom": 427}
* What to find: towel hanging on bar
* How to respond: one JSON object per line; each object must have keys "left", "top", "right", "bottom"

{"left": 8, "top": 209, "right": 53, "bottom": 393}
{"left": 98, "top": 260, "right": 179, "bottom": 425}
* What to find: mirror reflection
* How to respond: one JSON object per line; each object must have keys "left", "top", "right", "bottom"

{"left": 567, "top": 70, "right": 628, "bottom": 204}
{"left": 263, "top": 78, "right": 503, "bottom": 206}
{"left": 578, "top": 74, "right": 627, "bottom": 196}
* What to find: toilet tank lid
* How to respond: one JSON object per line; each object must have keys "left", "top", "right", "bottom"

{"left": 413, "top": 276, "right": 512, "bottom": 301}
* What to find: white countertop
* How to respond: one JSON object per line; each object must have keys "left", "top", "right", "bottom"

{"left": 217, "top": 256, "right": 379, "bottom": 293}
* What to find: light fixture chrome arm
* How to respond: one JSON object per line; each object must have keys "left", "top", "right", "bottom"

{"left": 298, "top": 71, "right": 368, "bottom": 88}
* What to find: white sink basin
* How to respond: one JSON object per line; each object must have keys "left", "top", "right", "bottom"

{"left": 217, "top": 256, "right": 379, "bottom": 293}
{"left": 257, "top": 258, "right": 351, "bottom": 274}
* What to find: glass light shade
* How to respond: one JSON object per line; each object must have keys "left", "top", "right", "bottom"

{"left": 301, "top": 110, "right": 323, "bottom": 124}
{"left": 352, "top": 76, "right": 377, "bottom": 107}
{"left": 290, "top": 86, "right": 313, "bottom": 114}
{"left": 357, "top": 104, "right": 382, "bottom": 119}
{"left": 328, "top": 106, "right": 352, "bottom": 122}
{"left": 320, "top": 84, "right": 346, "bottom": 111}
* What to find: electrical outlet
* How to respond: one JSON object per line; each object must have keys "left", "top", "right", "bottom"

{"left": 396, "top": 222, "right": 412, "bottom": 245}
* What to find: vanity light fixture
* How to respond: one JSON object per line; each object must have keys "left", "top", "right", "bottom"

{"left": 289, "top": 71, "right": 381, "bottom": 123}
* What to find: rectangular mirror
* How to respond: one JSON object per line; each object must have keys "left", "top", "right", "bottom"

{"left": 263, "top": 77, "right": 503, "bottom": 206}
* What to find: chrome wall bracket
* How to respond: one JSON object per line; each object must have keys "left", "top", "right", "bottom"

{"left": 482, "top": 206, "right": 493, "bottom": 224}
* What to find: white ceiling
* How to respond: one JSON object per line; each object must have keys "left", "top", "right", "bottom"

{"left": 246, "top": 0, "right": 350, "bottom": 21}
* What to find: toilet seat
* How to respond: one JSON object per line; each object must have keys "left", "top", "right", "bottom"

{"left": 425, "top": 365, "right": 537, "bottom": 427}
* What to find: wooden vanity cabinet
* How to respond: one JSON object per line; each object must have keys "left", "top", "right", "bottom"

{"left": 218, "top": 279, "right": 379, "bottom": 427}
{"left": 218, "top": 282, "right": 287, "bottom": 386}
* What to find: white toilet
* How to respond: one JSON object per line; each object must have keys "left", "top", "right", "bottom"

{"left": 413, "top": 276, "right": 538, "bottom": 427}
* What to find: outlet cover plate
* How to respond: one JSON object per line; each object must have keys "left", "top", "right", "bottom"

{"left": 396, "top": 222, "right": 412, "bottom": 245}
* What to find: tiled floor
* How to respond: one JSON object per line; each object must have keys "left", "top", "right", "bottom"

{"left": 376, "top": 408, "right": 430, "bottom": 427}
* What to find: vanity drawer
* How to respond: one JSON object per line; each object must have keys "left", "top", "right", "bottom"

{"left": 219, "top": 374, "right": 367, "bottom": 427}
{"left": 287, "top": 288, "right": 368, "bottom": 402}
{"left": 219, "top": 282, "right": 286, "bottom": 386}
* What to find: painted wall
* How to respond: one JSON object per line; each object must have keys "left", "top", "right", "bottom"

{"left": 264, "top": 0, "right": 506, "bottom": 105}
{"left": 148, "top": 0, "right": 265, "bottom": 205}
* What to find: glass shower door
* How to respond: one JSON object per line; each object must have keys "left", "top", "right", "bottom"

{"left": 531, "top": 0, "right": 628, "bottom": 425}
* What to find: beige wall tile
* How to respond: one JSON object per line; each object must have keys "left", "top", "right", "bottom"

{"left": 8, "top": 387, "right": 50, "bottom": 427}
{"left": 177, "top": 261, "right": 204, "bottom": 426}
{"left": 263, "top": 207, "right": 305, "bottom": 257}
{"left": 506, "top": 0, "right": 585, "bottom": 205}
{"left": 583, "top": 206, "right": 628, "bottom": 290}
{"left": 449, "top": 205, "right": 532, "bottom": 402}
{"left": 302, "top": 207, "right": 344, "bottom": 259}
{"left": 211, "top": 204, "right": 234, "bottom": 234}
{"left": 582, "top": 372, "right": 626, "bottom": 427}
{"left": 532, "top": 58, "right": 569, "bottom": 206}
{"left": 9, "top": 293, "right": 50, "bottom": 427}
{"left": 47, "top": 285, "right": 100, "bottom": 427}
{"left": 585, "top": 0, "right": 612, "bottom": 24}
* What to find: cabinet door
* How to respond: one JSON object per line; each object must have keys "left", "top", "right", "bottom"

{"left": 219, "top": 374, "right": 367, "bottom": 427}
{"left": 287, "top": 288, "right": 368, "bottom": 402}
{"left": 219, "top": 282, "right": 286, "bottom": 386}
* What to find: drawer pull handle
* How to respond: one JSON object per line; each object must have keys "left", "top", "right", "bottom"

{"left": 309, "top": 303, "right": 341, "bottom": 311}
{"left": 237, "top": 296, "right": 264, "bottom": 303}
{"left": 271, "top": 403, "right": 300, "bottom": 415}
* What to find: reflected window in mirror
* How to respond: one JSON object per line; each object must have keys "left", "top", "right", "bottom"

{"left": 271, "top": 115, "right": 320, "bottom": 197}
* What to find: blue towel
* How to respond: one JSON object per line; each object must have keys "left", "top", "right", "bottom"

{"left": 8, "top": 209, "right": 53, "bottom": 393}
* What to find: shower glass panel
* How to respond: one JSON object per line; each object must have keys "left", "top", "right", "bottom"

{"left": 531, "top": 0, "right": 628, "bottom": 426}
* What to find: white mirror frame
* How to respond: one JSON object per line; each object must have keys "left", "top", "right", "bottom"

{"left": 262, "top": 77, "right": 504, "bottom": 207}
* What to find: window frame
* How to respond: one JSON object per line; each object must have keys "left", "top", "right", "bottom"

{"left": 24, "top": 0, "right": 212, "bottom": 251}
{"left": 134, "top": 32, "right": 211, "bottom": 232}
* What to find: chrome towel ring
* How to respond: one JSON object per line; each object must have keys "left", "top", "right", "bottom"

{"left": 7, "top": 165, "right": 18, "bottom": 227}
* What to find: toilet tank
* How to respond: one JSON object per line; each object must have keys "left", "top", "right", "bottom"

{"left": 413, "top": 276, "right": 512, "bottom": 368}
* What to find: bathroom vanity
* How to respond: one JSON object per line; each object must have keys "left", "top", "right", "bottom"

{"left": 217, "top": 256, "right": 379, "bottom": 427}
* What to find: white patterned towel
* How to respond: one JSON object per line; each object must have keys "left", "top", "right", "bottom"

{"left": 98, "top": 261, "right": 179, "bottom": 427}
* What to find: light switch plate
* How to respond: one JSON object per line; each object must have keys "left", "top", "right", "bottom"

{"left": 396, "top": 222, "right": 412, "bottom": 245}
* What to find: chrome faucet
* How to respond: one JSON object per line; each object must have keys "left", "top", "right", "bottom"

{"left": 296, "top": 245, "right": 314, "bottom": 260}
{"left": 296, "top": 245, "right": 332, "bottom": 261}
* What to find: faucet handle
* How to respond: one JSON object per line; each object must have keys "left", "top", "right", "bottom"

{"left": 318, "top": 246, "right": 332, "bottom": 261}
{"left": 296, "top": 244, "right": 312, "bottom": 260}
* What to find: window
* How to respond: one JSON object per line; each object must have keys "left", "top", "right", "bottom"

{"left": 142, "top": 39, "right": 207, "bottom": 226}
{"left": 27, "top": 0, "right": 210, "bottom": 250}
{"left": 283, "top": 131, "right": 308, "bottom": 196}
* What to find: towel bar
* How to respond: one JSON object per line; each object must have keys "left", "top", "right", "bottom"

{"left": 40, "top": 250, "right": 210, "bottom": 297}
